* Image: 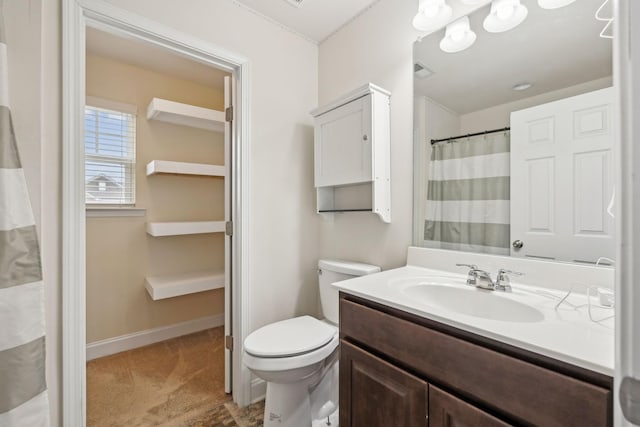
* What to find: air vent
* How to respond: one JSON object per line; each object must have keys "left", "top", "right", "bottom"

{"left": 284, "top": 0, "right": 305, "bottom": 7}
{"left": 414, "top": 62, "right": 434, "bottom": 79}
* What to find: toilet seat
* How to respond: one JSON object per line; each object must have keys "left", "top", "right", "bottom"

{"left": 245, "top": 315, "right": 336, "bottom": 358}
{"left": 243, "top": 316, "right": 338, "bottom": 373}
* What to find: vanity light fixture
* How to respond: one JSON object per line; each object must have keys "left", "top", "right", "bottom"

{"left": 440, "top": 16, "right": 477, "bottom": 53}
{"left": 537, "top": 0, "right": 576, "bottom": 9}
{"left": 413, "top": 0, "right": 453, "bottom": 32}
{"left": 483, "top": 0, "right": 528, "bottom": 33}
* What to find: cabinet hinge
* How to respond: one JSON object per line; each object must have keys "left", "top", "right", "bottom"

{"left": 225, "top": 335, "right": 234, "bottom": 351}
{"left": 225, "top": 221, "right": 233, "bottom": 236}
{"left": 225, "top": 106, "right": 234, "bottom": 122}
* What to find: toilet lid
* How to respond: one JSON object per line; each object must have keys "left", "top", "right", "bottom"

{"left": 244, "top": 316, "right": 337, "bottom": 358}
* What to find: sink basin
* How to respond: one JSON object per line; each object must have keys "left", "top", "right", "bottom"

{"left": 401, "top": 283, "right": 545, "bottom": 323}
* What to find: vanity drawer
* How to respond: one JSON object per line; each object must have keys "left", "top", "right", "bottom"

{"left": 340, "top": 297, "right": 612, "bottom": 427}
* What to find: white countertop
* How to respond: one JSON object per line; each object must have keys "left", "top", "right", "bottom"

{"left": 333, "top": 265, "right": 614, "bottom": 376}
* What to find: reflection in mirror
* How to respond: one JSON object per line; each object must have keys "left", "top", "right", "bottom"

{"left": 413, "top": 0, "right": 614, "bottom": 265}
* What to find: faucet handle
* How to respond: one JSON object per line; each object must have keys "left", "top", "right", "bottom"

{"left": 498, "top": 268, "right": 524, "bottom": 277}
{"left": 495, "top": 269, "right": 524, "bottom": 292}
{"left": 456, "top": 263, "right": 478, "bottom": 270}
{"left": 456, "top": 263, "right": 480, "bottom": 286}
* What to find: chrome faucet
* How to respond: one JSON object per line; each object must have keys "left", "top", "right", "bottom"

{"left": 456, "top": 264, "right": 524, "bottom": 292}
{"left": 494, "top": 269, "right": 524, "bottom": 292}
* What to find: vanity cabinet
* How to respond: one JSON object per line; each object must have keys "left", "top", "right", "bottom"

{"left": 339, "top": 294, "right": 613, "bottom": 427}
{"left": 311, "top": 83, "right": 391, "bottom": 223}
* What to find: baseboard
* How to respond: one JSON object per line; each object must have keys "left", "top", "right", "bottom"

{"left": 86, "top": 313, "right": 225, "bottom": 361}
{"left": 250, "top": 378, "right": 267, "bottom": 404}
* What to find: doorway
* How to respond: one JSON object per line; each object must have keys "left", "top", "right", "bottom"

{"left": 62, "top": 1, "right": 253, "bottom": 425}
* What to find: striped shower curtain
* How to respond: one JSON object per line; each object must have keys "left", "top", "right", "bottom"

{"left": 0, "top": 4, "right": 50, "bottom": 426}
{"left": 424, "top": 132, "right": 510, "bottom": 255}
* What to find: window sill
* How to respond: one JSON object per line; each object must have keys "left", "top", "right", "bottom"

{"left": 86, "top": 207, "right": 147, "bottom": 218}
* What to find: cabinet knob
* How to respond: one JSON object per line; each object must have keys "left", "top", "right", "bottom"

{"left": 512, "top": 240, "right": 524, "bottom": 249}
{"left": 363, "top": 134, "right": 368, "bottom": 141}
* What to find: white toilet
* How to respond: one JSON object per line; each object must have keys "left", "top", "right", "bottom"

{"left": 243, "top": 259, "right": 380, "bottom": 427}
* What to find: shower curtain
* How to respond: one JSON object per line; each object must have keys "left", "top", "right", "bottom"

{"left": 424, "top": 132, "right": 510, "bottom": 255}
{"left": 0, "top": 3, "right": 50, "bottom": 426}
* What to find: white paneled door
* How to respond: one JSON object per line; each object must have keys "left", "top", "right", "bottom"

{"left": 510, "top": 87, "right": 615, "bottom": 263}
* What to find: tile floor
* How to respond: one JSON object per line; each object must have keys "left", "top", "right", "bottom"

{"left": 87, "top": 327, "right": 264, "bottom": 426}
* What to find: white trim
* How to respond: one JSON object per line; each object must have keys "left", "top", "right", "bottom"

{"left": 85, "top": 207, "right": 146, "bottom": 217}
{"left": 63, "top": 2, "right": 253, "bottom": 426}
{"left": 614, "top": 0, "right": 637, "bottom": 425}
{"left": 250, "top": 378, "right": 267, "bottom": 404}
{"left": 86, "top": 314, "right": 225, "bottom": 361}
{"left": 85, "top": 95, "right": 137, "bottom": 115}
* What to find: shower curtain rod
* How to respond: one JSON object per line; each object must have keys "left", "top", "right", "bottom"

{"left": 430, "top": 127, "right": 510, "bottom": 145}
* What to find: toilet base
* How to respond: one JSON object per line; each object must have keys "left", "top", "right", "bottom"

{"left": 312, "top": 408, "right": 339, "bottom": 427}
{"left": 263, "top": 381, "right": 312, "bottom": 427}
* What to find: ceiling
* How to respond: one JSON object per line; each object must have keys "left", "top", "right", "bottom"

{"left": 86, "top": 27, "right": 230, "bottom": 90}
{"left": 233, "top": 0, "right": 381, "bottom": 43}
{"left": 413, "top": 0, "right": 613, "bottom": 114}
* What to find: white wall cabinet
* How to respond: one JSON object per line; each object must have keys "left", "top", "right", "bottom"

{"left": 311, "top": 83, "right": 391, "bottom": 223}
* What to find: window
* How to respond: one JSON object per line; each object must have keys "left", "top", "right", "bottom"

{"left": 84, "top": 99, "right": 137, "bottom": 205}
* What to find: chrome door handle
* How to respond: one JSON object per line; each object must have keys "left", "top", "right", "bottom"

{"left": 512, "top": 240, "right": 524, "bottom": 249}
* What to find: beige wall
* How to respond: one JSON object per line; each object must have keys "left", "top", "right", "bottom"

{"left": 85, "top": 55, "right": 226, "bottom": 342}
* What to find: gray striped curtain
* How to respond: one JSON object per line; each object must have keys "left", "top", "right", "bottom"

{"left": 0, "top": 3, "right": 50, "bottom": 426}
{"left": 424, "top": 132, "right": 510, "bottom": 255}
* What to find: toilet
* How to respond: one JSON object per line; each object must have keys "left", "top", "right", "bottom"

{"left": 243, "top": 259, "right": 381, "bottom": 427}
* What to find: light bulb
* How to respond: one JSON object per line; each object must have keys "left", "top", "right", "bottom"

{"left": 451, "top": 29, "right": 465, "bottom": 42}
{"left": 496, "top": 5, "right": 514, "bottom": 20}
{"left": 423, "top": 4, "right": 439, "bottom": 17}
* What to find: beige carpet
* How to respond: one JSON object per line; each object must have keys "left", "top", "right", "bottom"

{"left": 87, "top": 327, "right": 264, "bottom": 426}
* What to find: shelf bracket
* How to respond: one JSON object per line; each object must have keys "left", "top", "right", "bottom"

{"left": 225, "top": 221, "right": 234, "bottom": 236}
{"left": 225, "top": 106, "right": 234, "bottom": 122}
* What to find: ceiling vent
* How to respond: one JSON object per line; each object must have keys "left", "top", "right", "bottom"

{"left": 284, "top": 0, "right": 305, "bottom": 7}
{"left": 414, "top": 62, "right": 434, "bottom": 79}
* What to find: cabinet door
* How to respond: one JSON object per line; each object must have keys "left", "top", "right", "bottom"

{"left": 314, "top": 95, "right": 372, "bottom": 187}
{"left": 340, "top": 340, "right": 428, "bottom": 427}
{"left": 429, "top": 385, "right": 512, "bottom": 427}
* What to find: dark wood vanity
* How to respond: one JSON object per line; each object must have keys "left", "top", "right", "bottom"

{"left": 339, "top": 293, "right": 613, "bottom": 427}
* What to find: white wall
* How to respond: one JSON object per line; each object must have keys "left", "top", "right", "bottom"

{"left": 4, "top": 0, "right": 41, "bottom": 229}
{"left": 460, "top": 76, "right": 613, "bottom": 134}
{"left": 317, "top": 0, "right": 417, "bottom": 269}
{"left": 38, "top": 0, "right": 320, "bottom": 423}
{"left": 414, "top": 97, "right": 460, "bottom": 245}
{"left": 316, "top": 0, "right": 481, "bottom": 269}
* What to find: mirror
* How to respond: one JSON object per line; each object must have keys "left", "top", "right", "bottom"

{"left": 413, "top": 0, "right": 614, "bottom": 265}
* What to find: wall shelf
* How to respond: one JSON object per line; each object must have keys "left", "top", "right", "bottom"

{"left": 145, "top": 271, "right": 225, "bottom": 300}
{"left": 146, "top": 221, "right": 225, "bottom": 237}
{"left": 147, "top": 97, "right": 225, "bottom": 132}
{"left": 146, "top": 160, "right": 225, "bottom": 177}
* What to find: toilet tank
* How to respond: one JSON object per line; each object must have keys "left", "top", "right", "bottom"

{"left": 318, "top": 259, "right": 381, "bottom": 325}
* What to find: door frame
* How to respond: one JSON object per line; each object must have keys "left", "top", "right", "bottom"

{"left": 62, "top": 0, "right": 253, "bottom": 424}
{"left": 615, "top": 0, "right": 639, "bottom": 425}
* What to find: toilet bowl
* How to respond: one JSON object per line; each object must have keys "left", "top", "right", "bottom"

{"left": 243, "top": 259, "right": 380, "bottom": 427}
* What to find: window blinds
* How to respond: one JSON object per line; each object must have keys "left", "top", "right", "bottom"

{"left": 84, "top": 103, "right": 137, "bottom": 205}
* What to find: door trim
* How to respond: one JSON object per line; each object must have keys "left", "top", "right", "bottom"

{"left": 62, "top": 0, "right": 253, "bottom": 424}
{"left": 614, "top": 0, "right": 639, "bottom": 425}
